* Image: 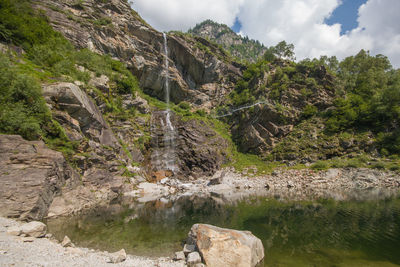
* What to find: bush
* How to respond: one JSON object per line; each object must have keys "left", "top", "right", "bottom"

{"left": 0, "top": 53, "right": 51, "bottom": 140}
{"left": 302, "top": 104, "right": 317, "bottom": 119}
{"left": 311, "top": 161, "right": 329, "bottom": 171}
{"left": 178, "top": 101, "right": 191, "bottom": 110}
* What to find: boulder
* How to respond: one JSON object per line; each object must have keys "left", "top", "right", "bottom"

{"left": 183, "top": 244, "right": 196, "bottom": 256}
{"left": 0, "top": 135, "right": 79, "bottom": 220}
{"left": 20, "top": 221, "right": 47, "bottom": 238}
{"left": 187, "top": 252, "right": 202, "bottom": 267}
{"left": 107, "top": 249, "right": 127, "bottom": 263}
{"left": 42, "top": 82, "right": 119, "bottom": 148}
{"left": 173, "top": 251, "right": 185, "bottom": 261}
{"left": 61, "top": 235, "right": 74, "bottom": 247}
{"left": 187, "top": 224, "right": 264, "bottom": 267}
{"left": 6, "top": 226, "right": 21, "bottom": 236}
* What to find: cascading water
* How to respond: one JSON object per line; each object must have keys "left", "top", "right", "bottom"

{"left": 149, "top": 33, "right": 178, "bottom": 175}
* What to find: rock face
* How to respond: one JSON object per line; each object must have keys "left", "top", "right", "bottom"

{"left": 149, "top": 111, "right": 230, "bottom": 178}
{"left": 189, "top": 20, "right": 267, "bottom": 63}
{"left": 42, "top": 82, "right": 119, "bottom": 148}
{"left": 0, "top": 135, "right": 79, "bottom": 220}
{"left": 187, "top": 224, "right": 265, "bottom": 267}
{"left": 230, "top": 63, "right": 336, "bottom": 156}
{"left": 34, "top": 0, "right": 242, "bottom": 108}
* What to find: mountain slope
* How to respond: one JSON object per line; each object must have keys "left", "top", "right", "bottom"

{"left": 188, "top": 20, "right": 267, "bottom": 63}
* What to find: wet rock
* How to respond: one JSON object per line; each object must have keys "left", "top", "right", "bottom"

{"left": 107, "top": 249, "right": 127, "bottom": 263}
{"left": 187, "top": 252, "right": 202, "bottom": 267}
{"left": 21, "top": 221, "right": 47, "bottom": 238}
{"left": 0, "top": 135, "right": 79, "bottom": 220}
{"left": 188, "top": 224, "right": 264, "bottom": 267}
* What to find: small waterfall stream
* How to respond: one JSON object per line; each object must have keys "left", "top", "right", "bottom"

{"left": 149, "top": 33, "right": 178, "bottom": 175}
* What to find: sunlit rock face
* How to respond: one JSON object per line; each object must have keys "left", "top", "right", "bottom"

{"left": 34, "top": 0, "right": 242, "bottom": 109}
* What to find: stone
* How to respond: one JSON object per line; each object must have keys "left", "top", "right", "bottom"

{"left": 207, "top": 177, "right": 221, "bottom": 186}
{"left": 89, "top": 74, "right": 109, "bottom": 91}
{"left": 187, "top": 252, "right": 202, "bottom": 267}
{"left": 45, "top": 233, "right": 53, "bottom": 239}
{"left": 183, "top": 244, "right": 196, "bottom": 256}
{"left": 0, "top": 135, "right": 79, "bottom": 220}
{"left": 107, "top": 249, "right": 127, "bottom": 263}
{"left": 188, "top": 224, "right": 264, "bottom": 267}
{"left": 42, "top": 82, "right": 119, "bottom": 148}
{"left": 7, "top": 226, "right": 21, "bottom": 236}
{"left": 61, "top": 236, "right": 74, "bottom": 248}
{"left": 20, "top": 221, "right": 47, "bottom": 238}
{"left": 173, "top": 251, "right": 185, "bottom": 261}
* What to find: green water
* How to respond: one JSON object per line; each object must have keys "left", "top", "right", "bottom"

{"left": 47, "top": 194, "right": 400, "bottom": 266}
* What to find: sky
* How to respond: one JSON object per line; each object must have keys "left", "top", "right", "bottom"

{"left": 131, "top": 0, "right": 400, "bottom": 68}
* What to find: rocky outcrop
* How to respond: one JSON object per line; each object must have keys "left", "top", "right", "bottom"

{"left": 230, "top": 63, "right": 336, "bottom": 156}
{"left": 186, "top": 224, "right": 265, "bottom": 267}
{"left": 0, "top": 135, "right": 79, "bottom": 220}
{"left": 149, "top": 110, "right": 230, "bottom": 179}
{"left": 42, "top": 82, "right": 119, "bottom": 148}
{"left": 189, "top": 20, "right": 267, "bottom": 63}
{"left": 33, "top": 0, "right": 242, "bottom": 108}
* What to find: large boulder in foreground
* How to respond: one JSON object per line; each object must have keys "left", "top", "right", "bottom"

{"left": 0, "top": 135, "right": 79, "bottom": 220}
{"left": 187, "top": 224, "right": 264, "bottom": 267}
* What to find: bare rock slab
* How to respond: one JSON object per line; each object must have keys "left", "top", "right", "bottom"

{"left": 188, "top": 224, "right": 264, "bottom": 267}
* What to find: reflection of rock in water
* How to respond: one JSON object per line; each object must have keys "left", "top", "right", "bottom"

{"left": 133, "top": 195, "right": 231, "bottom": 225}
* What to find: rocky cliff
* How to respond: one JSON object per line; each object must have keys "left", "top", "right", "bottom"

{"left": 189, "top": 20, "right": 267, "bottom": 63}
{"left": 33, "top": 0, "right": 241, "bottom": 109}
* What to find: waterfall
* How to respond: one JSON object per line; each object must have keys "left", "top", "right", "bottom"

{"left": 163, "top": 33, "right": 178, "bottom": 173}
{"left": 149, "top": 33, "right": 178, "bottom": 175}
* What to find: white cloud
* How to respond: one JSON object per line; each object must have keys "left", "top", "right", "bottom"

{"left": 130, "top": 0, "right": 244, "bottom": 32}
{"left": 130, "top": 0, "right": 400, "bottom": 67}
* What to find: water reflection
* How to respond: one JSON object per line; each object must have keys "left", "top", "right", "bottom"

{"left": 47, "top": 193, "right": 400, "bottom": 266}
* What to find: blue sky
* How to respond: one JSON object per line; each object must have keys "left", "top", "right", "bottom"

{"left": 232, "top": 0, "right": 368, "bottom": 35}
{"left": 325, "top": 0, "right": 368, "bottom": 34}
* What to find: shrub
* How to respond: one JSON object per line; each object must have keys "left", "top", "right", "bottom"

{"left": 0, "top": 53, "right": 51, "bottom": 140}
{"left": 178, "top": 101, "right": 191, "bottom": 110}
{"left": 311, "top": 161, "right": 329, "bottom": 171}
{"left": 302, "top": 104, "right": 317, "bottom": 119}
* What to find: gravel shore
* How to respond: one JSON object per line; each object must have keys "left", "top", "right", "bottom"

{"left": 0, "top": 217, "right": 183, "bottom": 267}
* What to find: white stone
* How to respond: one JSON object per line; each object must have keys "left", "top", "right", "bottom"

{"left": 61, "top": 236, "right": 74, "bottom": 247}
{"left": 7, "top": 226, "right": 21, "bottom": 236}
{"left": 173, "top": 251, "right": 185, "bottom": 261}
{"left": 106, "top": 249, "right": 127, "bottom": 263}
{"left": 20, "top": 221, "right": 47, "bottom": 238}
{"left": 187, "top": 252, "right": 201, "bottom": 267}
